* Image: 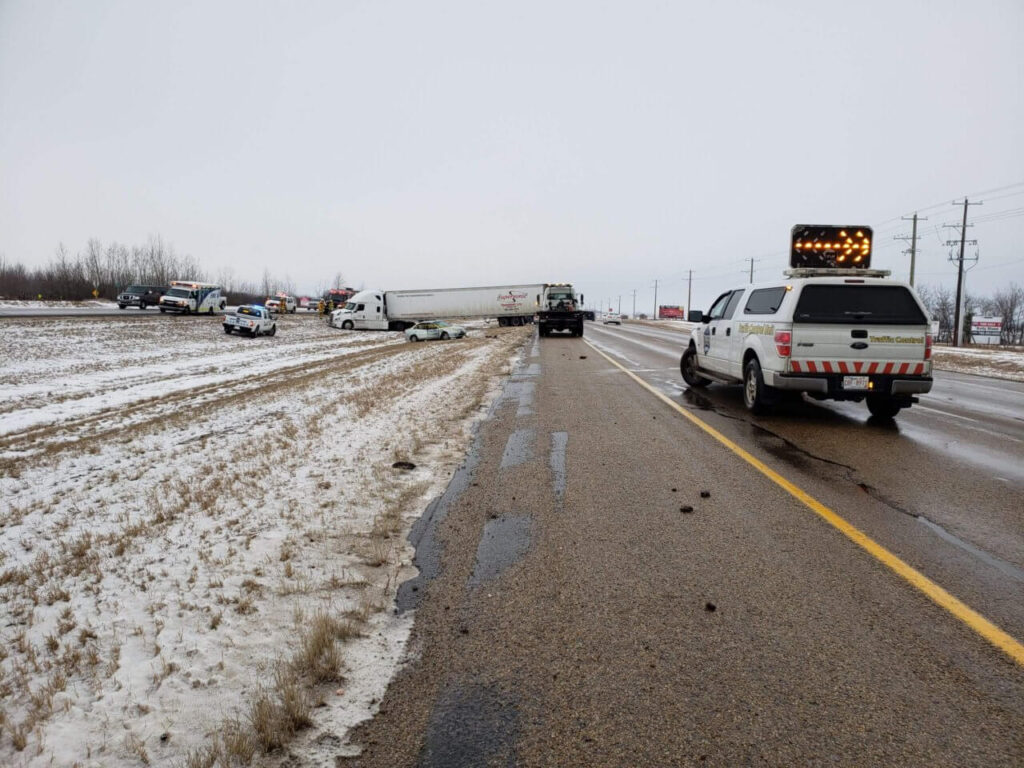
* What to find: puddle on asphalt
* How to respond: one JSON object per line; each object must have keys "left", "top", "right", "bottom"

{"left": 418, "top": 684, "right": 519, "bottom": 768}
{"left": 396, "top": 449, "right": 479, "bottom": 614}
{"left": 500, "top": 429, "right": 535, "bottom": 469}
{"left": 500, "top": 380, "right": 535, "bottom": 416}
{"left": 468, "top": 515, "right": 532, "bottom": 587}
{"left": 550, "top": 431, "right": 568, "bottom": 501}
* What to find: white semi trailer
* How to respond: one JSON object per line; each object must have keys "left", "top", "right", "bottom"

{"left": 329, "top": 284, "right": 561, "bottom": 330}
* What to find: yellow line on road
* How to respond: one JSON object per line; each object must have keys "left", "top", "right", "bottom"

{"left": 585, "top": 339, "right": 1024, "bottom": 667}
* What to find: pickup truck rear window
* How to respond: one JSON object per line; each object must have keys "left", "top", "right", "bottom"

{"left": 237, "top": 306, "right": 261, "bottom": 316}
{"left": 794, "top": 285, "right": 927, "bottom": 325}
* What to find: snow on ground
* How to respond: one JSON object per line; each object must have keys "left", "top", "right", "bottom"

{"left": 0, "top": 300, "right": 119, "bottom": 308}
{"left": 931, "top": 345, "right": 1024, "bottom": 382}
{"left": 0, "top": 313, "right": 532, "bottom": 766}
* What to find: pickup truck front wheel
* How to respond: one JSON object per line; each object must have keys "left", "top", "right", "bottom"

{"left": 680, "top": 347, "right": 711, "bottom": 388}
{"left": 743, "top": 357, "right": 775, "bottom": 414}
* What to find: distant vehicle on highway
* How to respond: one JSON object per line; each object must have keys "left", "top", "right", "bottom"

{"left": 158, "top": 281, "right": 227, "bottom": 314}
{"left": 680, "top": 225, "right": 933, "bottom": 419}
{"left": 404, "top": 320, "right": 467, "bottom": 342}
{"left": 223, "top": 305, "right": 277, "bottom": 337}
{"left": 117, "top": 285, "right": 167, "bottom": 310}
{"left": 603, "top": 313, "right": 622, "bottom": 325}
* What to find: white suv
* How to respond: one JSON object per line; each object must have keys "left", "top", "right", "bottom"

{"left": 680, "top": 270, "right": 933, "bottom": 419}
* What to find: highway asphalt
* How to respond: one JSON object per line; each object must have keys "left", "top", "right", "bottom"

{"left": 341, "top": 325, "right": 1024, "bottom": 766}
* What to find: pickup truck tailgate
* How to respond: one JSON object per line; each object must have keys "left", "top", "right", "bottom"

{"left": 789, "top": 283, "right": 930, "bottom": 376}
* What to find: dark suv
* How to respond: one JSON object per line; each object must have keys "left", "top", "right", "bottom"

{"left": 117, "top": 285, "right": 167, "bottom": 310}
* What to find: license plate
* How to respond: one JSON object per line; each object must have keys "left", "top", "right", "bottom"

{"left": 842, "top": 375, "right": 869, "bottom": 390}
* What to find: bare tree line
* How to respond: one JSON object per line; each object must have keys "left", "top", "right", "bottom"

{"left": 916, "top": 282, "right": 1024, "bottom": 345}
{"left": 0, "top": 237, "right": 327, "bottom": 305}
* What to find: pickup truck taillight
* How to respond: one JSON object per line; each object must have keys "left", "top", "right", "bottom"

{"left": 774, "top": 330, "right": 792, "bottom": 357}
{"left": 925, "top": 333, "right": 933, "bottom": 360}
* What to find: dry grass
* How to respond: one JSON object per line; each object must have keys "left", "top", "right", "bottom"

{"left": 0, "top": 324, "right": 532, "bottom": 761}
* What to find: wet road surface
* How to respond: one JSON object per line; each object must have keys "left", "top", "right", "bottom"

{"left": 342, "top": 327, "right": 1023, "bottom": 767}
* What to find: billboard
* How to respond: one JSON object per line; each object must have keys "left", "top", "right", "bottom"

{"left": 658, "top": 305, "right": 685, "bottom": 319}
{"left": 970, "top": 316, "right": 1002, "bottom": 345}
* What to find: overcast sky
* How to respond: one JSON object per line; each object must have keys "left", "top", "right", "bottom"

{"left": 1, "top": 0, "right": 1022, "bottom": 312}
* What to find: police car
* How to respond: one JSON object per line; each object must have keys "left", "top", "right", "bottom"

{"left": 680, "top": 225, "right": 933, "bottom": 419}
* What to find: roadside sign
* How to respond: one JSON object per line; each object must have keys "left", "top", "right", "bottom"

{"left": 970, "top": 316, "right": 1002, "bottom": 345}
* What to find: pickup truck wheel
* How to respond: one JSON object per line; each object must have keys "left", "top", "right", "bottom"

{"left": 159, "top": 308, "right": 166, "bottom": 313}
{"left": 118, "top": 304, "right": 126, "bottom": 310}
{"left": 252, "top": 327, "right": 260, "bottom": 338}
{"left": 680, "top": 347, "right": 711, "bottom": 388}
{"left": 224, "top": 326, "right": 232, "bottom": 334}
{"left": 342, "top": 320, "right": 354, "bottom": 330}
{"left": 866, "top": 395, "right": 902, "bottom": 419}
{"left": 441, "top": 331, "right": 450, "bottom": 340}
{"left": 743, "top": 358, "right": 775, "bottom": 414}
{"left": 268, "top": 324, "right": 277, "bottom": 336}
{"left": 409, "top": 334, "right": 419, "bottom": 342}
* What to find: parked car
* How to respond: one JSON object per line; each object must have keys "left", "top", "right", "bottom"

{"left": 404, "top": 320, "right": 467, "bottom": 342}
{"left": 603, "top": 313, "right": 622, "bottom": 325}
{"left": 265, "top": 296, "right": 297, "bottom": 314}
{"left": 223, "top": 305, "right": 277, "bottom": 337}
{"left": 117, "top": 285, "right": 166, "bottom": 309}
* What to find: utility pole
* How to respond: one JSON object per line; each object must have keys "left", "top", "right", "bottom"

{"left": 747, "top": 258, "right": 758, "bottom": 284}
{"left": 632, "top": 289, "right": 636, "bottom": 318}
{"left": 653, "top": 279, "right": 658, "bottom": 319}
{"left": 617, "top": 295, "right": 621, "bottom": 314}
{"left": 945, "top": 199, "right": 982, "bottom": 346}
{"left": 687, "top": 269, "right": 692, "bottom": 317}
{"left": 894, "top": 213, "right": 927, "bottom": 286}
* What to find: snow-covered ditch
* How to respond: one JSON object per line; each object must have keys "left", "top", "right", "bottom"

{"left": 0, "top": 315, "right": 531, "bottom": 766}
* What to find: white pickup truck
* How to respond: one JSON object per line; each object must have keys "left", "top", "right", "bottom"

{"left": 680, "top": 226, "right": 933, "bottom": 419}
{"left": 223, "top": 305, "right": 278, "bottom": 337}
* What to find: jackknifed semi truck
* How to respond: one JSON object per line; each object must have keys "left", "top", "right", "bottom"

{"left": 328, "top": 283, "right": 583, "bottom": 332}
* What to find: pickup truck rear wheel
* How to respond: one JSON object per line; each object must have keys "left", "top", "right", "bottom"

{"left": 866, "top": 394, "right": 902, "bottom": 419}
{"left": 224, "top": 326, "right": 232, "bottom": 334}
{"left": 441, "top": 331, "right": 450, "bottom": 340}
{"left": 680, "top": 347, "right": 711, "bottom": 388}
{"left": 743, "top": 357, "right": 775, "bottom": 414}
{"left": 252, "top": 327, "right": 261, "bottom": 338}
{"left": 268, "top": 324, "right": 277, "bottom": 337}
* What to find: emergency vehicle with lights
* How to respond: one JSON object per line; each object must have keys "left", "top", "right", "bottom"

{"left": 680, "top": 225, "right": 933, "bottom": 419}
{"left": 222, "top": 305, "right": 277, "bottom": 337}
{"left": 158, "top": 281, "right": 228, "bottom": 314}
